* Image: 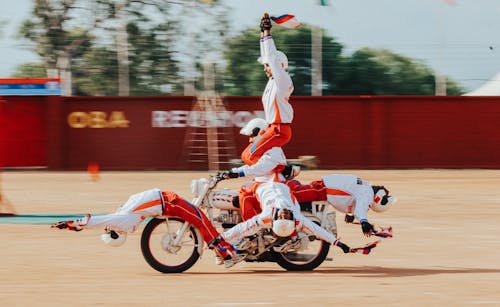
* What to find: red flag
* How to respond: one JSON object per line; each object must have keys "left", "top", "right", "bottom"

{"left": 270, "top": 14, "right": 302, "bottom": 29}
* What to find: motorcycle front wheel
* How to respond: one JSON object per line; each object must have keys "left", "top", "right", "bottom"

{"left": 141, "top": 217, "right": 200, "bottom": 273}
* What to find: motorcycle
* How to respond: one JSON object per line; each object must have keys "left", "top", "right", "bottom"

{"left": 140, "top": 174, "right": 339, "bottom": 273}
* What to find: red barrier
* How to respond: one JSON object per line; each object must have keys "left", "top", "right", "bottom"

{"left": 283, "top": 96, "right": 500, "bottom": 168}
{"left": 3, "top": 95, "right": 500, "bottom": 170}
{"left": 0, "top": 96, "right": 46, "bottom": 167}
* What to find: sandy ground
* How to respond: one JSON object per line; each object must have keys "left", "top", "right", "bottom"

{"left": 1, "top": 170, "right": 500, "bottom": 306}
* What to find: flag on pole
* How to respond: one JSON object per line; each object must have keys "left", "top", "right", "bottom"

{"left": 270, "top": 14, "right": 302, "bottom": 29}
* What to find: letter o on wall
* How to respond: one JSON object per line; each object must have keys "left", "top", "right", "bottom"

{"left": 67, "top": 112, "right": 89, "bottom": 128}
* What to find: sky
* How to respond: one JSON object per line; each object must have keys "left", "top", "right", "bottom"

{"left": 1, "top": 0, "right": 500, "bottom": 92}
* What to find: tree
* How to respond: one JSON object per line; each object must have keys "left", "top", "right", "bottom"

{"left": 337, "top": 48, "right": 464, "bottom": 95}
{"left": 72, "top": 47, "right": 118, "bottom": 96}
{"left": 18, "top": 0, "right": 101, "bottom": 95}
{"left": 223, "top": 25, "right": 344, "bottom": 96}
{"left": 125, "top": 21, "right": 182, "bottom": 95}
{"left": 10, "top": 63, "right": 47, "bottom": 78}
{"left": 18, "top": 0, "right": 228, "bottom": 96}
{"left": 223, "top": 25, "right": 465, "bottom": 96}
{"left": 72, "top": 21, "right": 182, "bottom": 96}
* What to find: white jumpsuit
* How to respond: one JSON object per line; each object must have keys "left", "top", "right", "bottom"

{"left": 231, "top": 146, "right": 287, "bottom": 182}
{"left": 321, "top": 174, "right": 375, "bottom": 223}
{"left": 74, "top": 188, "right": 164, "bottom": 233}
{"left": 259, "top": 34, "right": 294, "bottom": 125}
{"left": 223, "top": 147, "right": 340, "bottom": 246}
{"left": 222, "top": 181, "right": 340, "bottom": 246}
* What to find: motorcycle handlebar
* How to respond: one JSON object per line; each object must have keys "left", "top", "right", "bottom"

{"left": 209, "top": 173, "right": 226, "bottom": 187}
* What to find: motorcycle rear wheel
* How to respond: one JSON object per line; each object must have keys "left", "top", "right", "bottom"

{"left": 141, "top": 217, "right": 200, "bottom": 273}
{"left": 274, "top": 234, "right": 330, "bottom": 271}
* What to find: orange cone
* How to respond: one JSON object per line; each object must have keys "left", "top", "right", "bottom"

{"left": 87, "top": 162, "right": 101, "bottom": 182}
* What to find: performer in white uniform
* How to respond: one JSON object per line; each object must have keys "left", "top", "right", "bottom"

{"left": 240, "top": 12, "right": 294, "bottom": 166}
{"left": 220, "top": 119, "right": 351, "bottom": 258}
{"left": 51, "top": 189, "right": 240, "bottom": 266}
{"left": 288, "top": 174, "right": 396, "bottom": 236}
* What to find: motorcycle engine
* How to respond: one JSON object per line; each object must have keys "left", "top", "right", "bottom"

{"left": 215, "top": 209, "right": 242, "bottom": 225}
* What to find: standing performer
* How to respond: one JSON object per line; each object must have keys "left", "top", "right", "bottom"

{"left": 241, "top": 12, "right": 294, "bottom": 165}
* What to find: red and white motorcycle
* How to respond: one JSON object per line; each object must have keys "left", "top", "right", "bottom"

{"left": 140, "top": 174, "right": 338, "bottom": 273}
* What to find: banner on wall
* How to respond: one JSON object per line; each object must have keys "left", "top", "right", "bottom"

{"left": 0, "top": 78, "right": 61, "bottom": 95}
{"left": 151, "top": 110, "right": 265, "bottom": 128}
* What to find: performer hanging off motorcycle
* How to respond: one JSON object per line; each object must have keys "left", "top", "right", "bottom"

{"left": 233, "top": 171, "right": 397, "bottom": 238}
{"left": 51, "top": 189, "right": 244, "bottom": 268}
{"left": 241, "top": 12, "right": 294, "bottom": 165}
{"left": 287, "top": 174, "right": 397, "bottom": 237}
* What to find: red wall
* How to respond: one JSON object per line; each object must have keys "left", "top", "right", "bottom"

{"left": 283, "top": 96, "right": 500, "bottom": 168}
{"left": 3, "top": 95, "right": 500, "bottom": 170}
{"left": 61, "top": 96, "right": 195, "bottom": 170}
{"left": 0, "top": 96, "right": 46, "bottom": 167}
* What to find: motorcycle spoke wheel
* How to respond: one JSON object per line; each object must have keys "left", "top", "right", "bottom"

{"left": 274, "top": 232, "right": 330, "bottom": 271}
{"left": 141, "top": 217, "right": 200, "bottom": 273}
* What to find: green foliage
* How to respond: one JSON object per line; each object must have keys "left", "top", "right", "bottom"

{"left": 223, "top": 26, "right": 345, "bottom": 96}
{"left": 14, "top": 1, "right": 465, "bottom": 96}
{"left": 9, "top": 63, "right": 47, "bottom": 78}
{"left": 72, "top": 47, "right": 118, "bottom": 96}
{"left": 337, "top": 48, "right": 464, "bottom": 95}
{"left": 72, "top": 22, "right": 182, "bottom": 96}
{"left": 18, "top": 0, "right": 93, "bottom": 68}
{"left": 127, "top": 22, "right": 182, "bottom": 95}
{"left": 223, "top": 27, "right": 465, "bottom": 96}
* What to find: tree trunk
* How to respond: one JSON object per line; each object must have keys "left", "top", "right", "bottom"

{"left": 116, "top": 1, "right": 130, "bottom": 96}
{"left": 57, "top": 55, "right": 72, "bottom": 96}
{"left": 311, "top": 26, "right": 323, "bottom": 96}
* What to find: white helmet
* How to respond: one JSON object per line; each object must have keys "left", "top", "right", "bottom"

{"left": 101, "top": 230, "right": 127, "bottom": 247}
{"left": 370, "top": 186, "right": 396, "bottom": 213}
{"left": 273, "top": 219, "right": 295, "bottom": 237}
{"left": 272, "top": 208, "right": 295, "bottom": 237}
{"left": 257, "top": 50, "right": 288, "bottom": 70}
{"left": 240, "top": 117, "right": 268, "bottom": 137}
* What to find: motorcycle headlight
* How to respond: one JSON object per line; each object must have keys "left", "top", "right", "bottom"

{"left": 190, "top": 178, "right": 208, "bottom": 198}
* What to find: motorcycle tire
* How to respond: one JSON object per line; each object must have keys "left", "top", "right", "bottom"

{"left": 274, "top": 240, "right": 330, "bottom": 271}
{"left": 141, "top": 217, "right": 200, "bottom": 273}
{"left": 273, "top": 220, "right": 331, "bottom": 271}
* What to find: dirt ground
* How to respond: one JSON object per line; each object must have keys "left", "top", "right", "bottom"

{"left": 1, "top": 170, "right": 500, "bottom": 306}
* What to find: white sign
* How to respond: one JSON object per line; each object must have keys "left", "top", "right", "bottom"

{"left": 152, "top": 110, "right": 265, "bottom": 128}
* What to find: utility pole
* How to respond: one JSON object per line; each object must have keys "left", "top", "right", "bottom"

{"left": 435, "top": 73, "right": 447, "bottom": 96}
{"left": 115, "top": 0, "right": 130, "bottom": 96}
{"left": 311, "top": 25, "right": 323, "bottom": 96}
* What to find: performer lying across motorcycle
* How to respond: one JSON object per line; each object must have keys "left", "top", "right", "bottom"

{"left": 238, "top": 171, "right": 396, "bottom": 238}
{"left": 213, "top": 118, "right": 353, "bottom": 267}
{"left": 51, "top": 189, "right": 245, "bottom": 267}
{"left": 287, "top": 174, "right": 396, "bottom": 238}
